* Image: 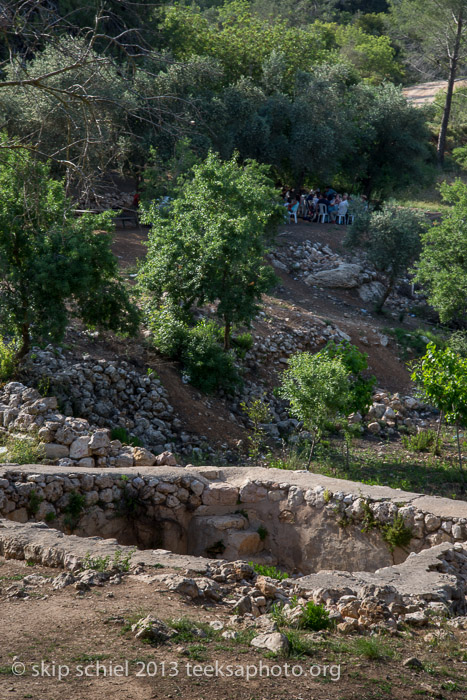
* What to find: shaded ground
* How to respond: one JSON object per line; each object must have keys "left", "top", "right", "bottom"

{"left": 1, "top": 557, "right": 466, "bottom": 700}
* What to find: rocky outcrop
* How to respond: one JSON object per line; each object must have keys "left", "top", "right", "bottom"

{"left": 305, "top": 263, "right": 362, "bottom": 289}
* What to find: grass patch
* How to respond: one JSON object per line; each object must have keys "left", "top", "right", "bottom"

{"left": 285, "top": 630, "right": 315, "bottom": 658}
{"left": 167, "top": 617, "right": 216, "bottom": 643}
{"left": 249, "top": 562, "right": 289, "bottom": 580}
{"left": 402, "top": 429, "right": 438, "bottom": 453}
{"left": 351, "top": 637, "right": 394, "bottom": 661}
{"left": 383, "top": 327, "right": 446, "bottom": 360}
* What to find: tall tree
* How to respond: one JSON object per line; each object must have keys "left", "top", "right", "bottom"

{"left": 414, "top": 179, "right": 467, "bottom": 324}
{"left": 0, "top": 147, "right": 139, "bottom": 358}
{"left": 138, "top": 152, "right": 283, "bottom": 351}
{"left": 390, "top": 0, "right": 467, "bottom": 165}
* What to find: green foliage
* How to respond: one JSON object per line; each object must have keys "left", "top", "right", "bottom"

{"left": 0, "top": 338, "right": 17, "bottom": 383}
{"left": 411, "top": 343, "right": 467, "bottom": 429}
{"left": 414, "top": 181, "right": 467, "bottom": 324}
{"left": 148, "top": 308, "right": 241, "bottom": 393}
{"left": 44, "top": 511, "right": 56, "bottom": 523}
{"left": 249, "top": 562, "right": 289, "bottom": 580}
{"left": 110, "top": 427, "right": 142, "bottom": 447}
{"left": 240, "top": 396, "right": 272, "bottom": 460}
{"left": 64, "top": 491, "right": 86, "bottom": 530}
{"left": 181, "top": 320, "right": 241, "bottom": 394}
{"left": 285, "top": 630, "right": 314, "bottom": 659}
{"left": 278, "top": 350, "right": 353, "bottom": 462}
{"left": 323, "top": 340, "right": 376, "bottom": 415}
{"left": 298, "top": 601, "right": 332, "bottom": 631}
{"left": 0, "top": 148, "right": 139, "bottom": 357}
{"left": 82, "top": 548, "right": 134, "bottom": 573}
{"left": 346, "top": 203, "right": 428, "bottom": 310}
{"left": 449, "top": 331, "right": 467, "bottom": 358}
{"left": 402, "top": 429, "right": 437, "bottom": 453}
{"left": 4, "top": 435, "right": 45, "bottom": 465}
{"left": 232, "top": 332, "right": 254, "bottom": 359}
{"left": 352, "top": 637, "right": 393, "bottom": 660}
{"left": 382, "top": 514, "right": 413, "bottom": 552}
{"left": 138, "top": 151, "right": 282, "bottom": 352}
{"left": 257, "top": 525, "right": 268, "bottom": 541}
{"left": 384, "top": 327, "right": 446, "bottom": 360}
{"left": 28, "top": 489, "right": 43, "bottom": 516}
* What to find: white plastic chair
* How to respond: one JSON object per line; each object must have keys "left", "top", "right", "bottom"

{"left": 335, "top": 214, "right": 346, "bottom": 224}
{"left": 289, "top": 202, "right": 299, "bottom": 223}
{"left": 346, "top": 214, "right": 355, "bottom": 224}
{"left": 317, "top": 203, "right": 329, "bottom": 223}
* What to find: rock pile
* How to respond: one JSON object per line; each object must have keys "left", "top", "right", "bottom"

{"left": 0, "top": 382, "right": 179, "bottom": 469}
{"left": 19, "top": 351, "right": 210, "bottom": 455}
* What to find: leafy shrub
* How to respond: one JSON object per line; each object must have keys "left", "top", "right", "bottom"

{"left": 64, "top": 491, "right": 86, "bottom": 530}
{"left": 402, "top": 429, "right": 437, "bottom": 453}
{"left": 249, "top": 562, "right": 289, "bottom": 580}
{"left": 148, "top": 304, "right": 240, "bottom": 394}
{"left": 232, "top": 332, "right": 253, "bottom": 359}
{"left": 110, "top": 427, "right": 142, "bottom": 447}
{"left": 5, "top": 435, "right": 45, "bottom": 464}
{"left": 181, "top": 320, "right": 241, "bottom": 394}
{"left": 298, "top": 602, "right": 331, "bottom": 631}
{"left": 257, "top": 525, "right": 268, "bottom": 541}
{"left": 27, "top": 489, "right": 43, "bottom": 516}
{"left": 323, "top": 340, "right": 376, "bottom": 415}
{"left": 147, "top": 302, "right": 190, "bottom": 358}
{"left": 0, "top": 338, "right": 17, "bottom": 383}
{"left": 382, "top": 514, "right": 413, "bottom": 552}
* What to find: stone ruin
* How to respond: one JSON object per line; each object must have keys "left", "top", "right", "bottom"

{"left": 1, "top": 461, "right": 467, "bottom": 635}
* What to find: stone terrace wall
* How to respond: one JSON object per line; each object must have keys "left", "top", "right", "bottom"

{"left": 1, "top": 466, "right": 466, "bottom": 574}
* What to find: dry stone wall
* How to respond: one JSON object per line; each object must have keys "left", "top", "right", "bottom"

{"left": 1, "top": 465, "right": 466, "bottom": 575}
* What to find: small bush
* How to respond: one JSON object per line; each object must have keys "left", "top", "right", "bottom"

{"left": 249, "top": 562, "right": 289, "bottom": 580}
{"left": 181, "top": 320, "right": 240, "bottom": 394}
{"left": 232, "top": 332, "right": 253, "bottom": 358}
{"left": 110, "top": 427, "right": 142, "bottom": 447}
{"left": 5, "top": 435, "right": 45, "bottom": 464}
{"left": 382, "top": 514, "right": 413, "bottom": 552}
{"left": 27, "top": 489, "right": 43, "bottom": 516}
{"left": 257, "top": 525, "right": 268, "bottom": 541}
{"left": 147, "top": 302, "right": 190, "bottom": 358}
{"left": 298, "top": 602, "right": 331, "bottom": 631}
{"left": 82, "top": 548, "right": 135, "bottom": 572}
{"left": 402, "top": 429, "right": 437, "bottom": 453}
{"left": 0, "top": 338, "right": 17, "bottom": 383}
{"left": 285, "top": 630, "right": 314, "bottom": 658}
{"left": 64, "top": 491, "right": 86, "bottom": 530}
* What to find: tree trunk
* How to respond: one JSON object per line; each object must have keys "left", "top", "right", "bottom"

{"left": 306, "top": 432, "right": 317, "bottom": 471}
{"left": 16, "top": 322, "right": 30, "bottom": 360}
{"left": 223, "top": 319, "right": 231, "bottom": 351}
{"left": 456, "top": 423, "right": 465, "bottom": 493}
{"left": 435, "top": 410, "right": 443, "bottom": 454}
{"left": 437, "top": 11, "right": 464, "bottom": 166}
{"left": 376, "top": 277, "right": 395, "bottom": 313}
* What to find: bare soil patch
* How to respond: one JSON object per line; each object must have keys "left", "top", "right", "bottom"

{"left": 1, "top": 557, "right": 466, "bottom": 700}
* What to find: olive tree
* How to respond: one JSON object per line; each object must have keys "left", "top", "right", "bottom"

{"left": 345, "top": 203, "right": 428, "bottom": 311}
{"left": 0, "top": 148, "right": 139, "bottom": 358}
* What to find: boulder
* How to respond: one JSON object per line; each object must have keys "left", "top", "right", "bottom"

{"left": 131, "top": 616, "right": 174, "bottom": 643}
{"left": 155, "top": 451, "right": 177, "bottom": 467}
{"left": 358, "top": 281, "right": 385, "bottom": 303}
{"left": 133, "top": 447, "right": 157, "bottom": 467}
{"left": 250, "top": 632, "right": 289, "bottom": 654}
{"left": 305, "top": 264, "right": 362, "bottom": 289}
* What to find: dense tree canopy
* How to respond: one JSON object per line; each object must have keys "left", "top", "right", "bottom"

{"left": 0, "top": 148, "right": 139, "bottom": 357}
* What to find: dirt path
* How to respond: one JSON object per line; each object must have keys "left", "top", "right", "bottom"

{"left": 403, "top": 78, "right": 467, "bottom": 106}
{"left": 112, "top": 220, "right": 412, "bottom": 395}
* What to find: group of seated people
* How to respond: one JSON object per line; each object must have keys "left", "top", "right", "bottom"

{"left": 283, "top": 186, "right": 366, "bottom": 224}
